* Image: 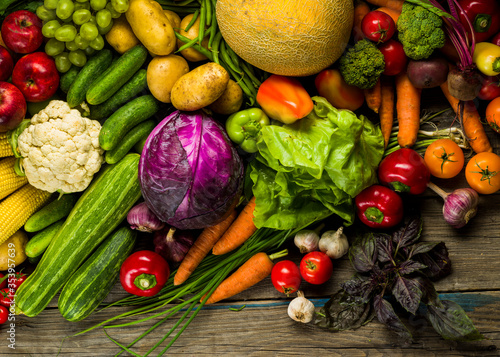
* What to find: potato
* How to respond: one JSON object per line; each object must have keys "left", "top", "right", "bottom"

{"left": 105, "top": 15, "right": 140, "bottom": 54}
{"left": 177, "top": 13, "right": 210, "bottom": 62}
{"left": 171, "top": 62, "right": 230, "bottom": 111}
{"left": 125, "top": 0, "right": 176, "bottom": 56}
{"left": 147, "top": 54, "right": 190, "bottom": 103}
{"left": 0, "top": 230, "right": 28, "bottom": 271}
{"left": 163, "top": 10, "right": 181, "bottom": 30}
{"left": 209, "top": 80, "right": 244, "bottom": 115}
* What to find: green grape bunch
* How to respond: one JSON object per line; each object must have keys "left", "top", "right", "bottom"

{"left": 36, "top": 0, "right": 128, "bottom": 72}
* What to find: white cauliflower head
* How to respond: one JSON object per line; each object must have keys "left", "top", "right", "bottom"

{"left": 18, "top": 100, "right": 104, "bottom": 193}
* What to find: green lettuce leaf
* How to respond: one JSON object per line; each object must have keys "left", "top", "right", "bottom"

{"left": 250, "top": 96, "right": 384, "bottom": 230}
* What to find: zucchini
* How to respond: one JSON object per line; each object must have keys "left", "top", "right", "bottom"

{"left": 58, "top": 226, "right": 136, "bottom": 322}
{"left": 90, "top": 69, "right": 148, "bottom": 121}
{"left": 15, "top": 154, "right": 142, "bottom": 317}
{"left": 99, "top": 95, "right": 160, "bottom": 151}
{"left": 105, "top": 119, "right": 156, "bottom": 164}
{"left": 25, "top": 220, "right": 64, "bottom": 259}
{"left": 59, "top": 66, "right": 80, "bottom": 93}
{"left": 86, "top": 45, "right": 148, "bottom": 106}
{"left": 24, "top": 193, "right": 77, "bottom": 232}
{"left": 66, "top": 49, "right": 113, "bottom": 108}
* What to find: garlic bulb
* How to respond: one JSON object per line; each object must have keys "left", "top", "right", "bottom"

{"left": 288, "top": 291, "right": 315, "bottom": 323}
{"left": 318, "top": 227, "right": 349, "bottom": 259}
{"left": 294, "top": 229, "right": 320, "bottom": 254}
{"left": 127, "top": 202, "right": 165, "bottom": 233}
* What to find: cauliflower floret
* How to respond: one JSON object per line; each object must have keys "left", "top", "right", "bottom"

{"left": 18, "top": 100, "right": 104, "bottom": 193}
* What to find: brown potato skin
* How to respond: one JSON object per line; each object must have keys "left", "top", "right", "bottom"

{"left": 105, "top": 15, "right": 140, "bottom": 54}
{"left": 209, "top": 79, "right": 244, "bottom": 115}
{"left": 177, "top": 13, "right": 209, "bottom": 62}
{"left": 171, "top": 62, "right": 230, "bottom": 111}
{"left": 147, "top": 55, "right": 190, "bottom": 103}
{"left": 163, "top": 10, "right": 181, "bottom": 30}
{"left": 0, "top": 230, "right": 28, "bottom": 270}
{"left": 125, "top": 0, "right": 176, "bottom": 56}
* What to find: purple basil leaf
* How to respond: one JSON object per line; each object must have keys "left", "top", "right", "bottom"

{"left": 392, "top": 216, "right": 422, "bottom": 249}
{"left": 426, "top": 300, "right": 484, "bottom": 341}
{"left": 392, "top": 276, "right": 423, "bottom": 315}
{"left": 373, "top": 294, "right": 413, "bottom": 343}
{"left": 315, "top": 289, "right": 375, "bottom": 331}
{"left": 413, "top": 276, "right": 442, "bottom": 308}
{"left": 341, "top": 274, "right": 376, "bottom": 303}
{"left": 375, "top": 233, "right": 393, "bottom": 263}
{"left": 414, "top": 242, "right": 452, "bottom": 280}
{"left": 349, "top": 233, "right": 378, "bottom": 273}
{"left": 405, "top": 241, "right": 440, "bottom": 259}
{"left": 398, "top": 260, "right": 427, "bottom": 275}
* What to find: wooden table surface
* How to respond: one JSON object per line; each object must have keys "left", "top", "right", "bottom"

{"left": 5, "top": 88, "right": 500, "bottom": 356}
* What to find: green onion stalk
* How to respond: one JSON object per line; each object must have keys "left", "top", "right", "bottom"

{"left": 156, "top": 0, "right": 268, "bottom": 106}
{"left": 71, "top": 226, "right": 302, "bottom": 356}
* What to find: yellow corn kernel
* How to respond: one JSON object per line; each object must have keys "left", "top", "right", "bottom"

{"left": 0, "top": 157, "right": 28, "bottom": 200}
{"left": 0, "top": 184, "right": 52, "bottom": 245}
{"left": 0, "top": 133, "right": 13, "bottom": 158}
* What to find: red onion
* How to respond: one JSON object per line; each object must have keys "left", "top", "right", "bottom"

{"left": 153, "top": 227, "right": 195, "bottom": 263}
{"left": 127, "top": 202, "right": 166, "bottom": 233}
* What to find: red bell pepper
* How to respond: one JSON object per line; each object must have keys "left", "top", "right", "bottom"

{"left": 458, "top": 0, "right": 500, "bottom": 43}
{"left": 355, "top": 184, "right": 404, "bottom": 228}
{"left": 314, "top": 69, "right": 365, "bottom": 111}
{"left": 378, "top": 148, "right": 430, "bottom": 195}
{"left": 120, "top": 250, "right": 170, "bottom": 297}
{"left": 493, "top": 32, "right": 500, "bottom": 46}
{"left": 256, "top": 74, "right": 314, "bottom": 124}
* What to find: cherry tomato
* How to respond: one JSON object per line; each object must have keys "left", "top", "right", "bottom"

{"left": 0, "top": 273, "right": 7, "bottom": 290}
{"left": 299, "top": 251, "right": 333, "bottom": 285}
{"left": 378, "top": 39, "right": 408, "bottom": 76}
{"left": 486, "top": 97, "right": 500, "bottom": 133}
{"left": 478, "top": 75, "right": 500, "bottom": 101}
{"left": 271, "top": 260, "right": 301, "bottom": 296}
{"left": 361, "top": 10, "right": 396, "bottom": 43}
{"left": 465, "top": 152, "right": 500, "bottom": 194}
{"left": 0, "top": 288, "right": 15, "bottom": 307}
{"left": 8, "top": 272, "right": 27, "bottom": 290}
{"left": 424, "top": 139, "right": 465, "bottom": 179}
{"left": 0, "top": 305, "right": 8, "bottom": 325}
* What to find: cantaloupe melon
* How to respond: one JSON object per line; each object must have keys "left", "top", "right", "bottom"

{"left": 216, "top": 0, "right": 354, "bottom": 77}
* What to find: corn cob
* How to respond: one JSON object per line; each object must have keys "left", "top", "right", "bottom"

{"left": 0, "top": 133, "right": 13, "bottom": 158}
{"left": 0, "top": 184, "right": 52, "bottom": 245}
{"left": 0, "top": 157, "right": 28, "bottom": 200}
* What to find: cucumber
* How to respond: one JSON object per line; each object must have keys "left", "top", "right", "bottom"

{"left": 58, "top": 226, "right": 136, "bottom": 322}
{"left": 90, "top": 69, "right": 148, "bottom": 121}
{"left": 86, "top": 45, "right": 148, "bottom": 106}
{"left": 66, "top": 49, "right": 113, "bottom": 108}
{"left": 15, "top": 154, "right": 142, "bottom": 317}
{"left": 25, "top": 220, "right": 64, "bottom": 259}
{"left": 99, "top": 95, "right": 160, "bottom": 151}
{"left": 105, "top": 119, "right": 156, "bottom": 164}
{"left": 59, "top": 66, "right": 80, "bottom": 93}
{"left": 24, "top": 193, "right": 77, "bottom": 232}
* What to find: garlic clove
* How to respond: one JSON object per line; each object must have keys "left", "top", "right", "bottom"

{"left": 288, "top": 291, "right": 315, "bottom": 323}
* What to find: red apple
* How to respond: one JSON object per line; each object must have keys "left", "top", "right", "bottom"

{"left": 1, "top": 10, "right": 43, "bottom": 54}
{"left": 12, "top": 52, "right": 59, "bottom": 103}
{"left": 0, "top": 81, "right": 27, "bottom": 132}
{"left": 0, "top": 46, "right": 14, "bottom": 81}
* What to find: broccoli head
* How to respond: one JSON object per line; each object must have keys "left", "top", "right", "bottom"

{"left": 397, "top": 2, "right": 445, "bottom": 60}
{"left": 338, "top": 39, "right": 385, "bottom": 90}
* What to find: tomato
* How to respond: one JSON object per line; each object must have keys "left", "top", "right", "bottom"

{"left": 378, "top": 39, "right": 408, "bottom": 76}
{"left": 361, "top": 10, "right": 396, "bottom": 43}
{"left": 8, "top": 272, "right": 27, "bottom": 290}
{"left": 378, "top": 148, "right": 431, "bottom": 195}
{"left": 0, "top": 288, "right": 15, "bottom": 307}
{"left": 299, "top": 251, "right": 333, "bottom": 285}
{"left": 478, "top": 75, "right": 500, "bottom": 101}
{"left": 465, "top": 152, "right": 500, "bottom": 194}
{"left": 424, "top": 139, "right": 465, "bottom": 179}
{"left": 0, "top": 273, "right": 7, "bottom": 290}
{"left": 314, "top": 68, "right": 365, "bottom": 111}
{"left": 0, "top": 305, "right": 8, "bottom": 325}
{"left": 271, "top": 260, "right": 301, "bottom": 296}
{"left": 486, "top": 97, "right": 500, "bottom": 133}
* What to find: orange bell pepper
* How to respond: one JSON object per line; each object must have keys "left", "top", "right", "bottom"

{"left": 256, "top": 75, "right": 313, "bottom": 124}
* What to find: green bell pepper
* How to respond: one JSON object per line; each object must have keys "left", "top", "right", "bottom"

{"left": 225, "top": 108, "right": 270, "bottom": 153}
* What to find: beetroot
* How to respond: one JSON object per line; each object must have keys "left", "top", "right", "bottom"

{"left": 407, "top": 57, "right": 449, "bottom": 89}
{"left": 447, "top": 66, "right": 482, "bottom": 101}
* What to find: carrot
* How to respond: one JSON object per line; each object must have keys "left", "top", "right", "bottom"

{"left": 395, "top": 71, "right": 422, "bottom": 148}
{"left": 365, "top": 0, "right": 403, "bottom": 12}
{"left": 203, "top": 250, "right": 288, "bottom": 305}
{"left": 174, "top": 209, "right": 237, "bottom": 286}
{"left": 375, "top": 6, "right": 401, "bottom": 24}
{"left": 364, "top": 78, "right": 382, "bottom": 113}
{"left": 440, "top": 81, "right": 492, "bottom": 153}
{"left": 379, "top": 75, "right": 395, "bottom": 148}
{"left": 212, "top": 196, "right": 257, "bottom": 255}
{"left": 352, "top": 0, "right": 371, "bottom": 42}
